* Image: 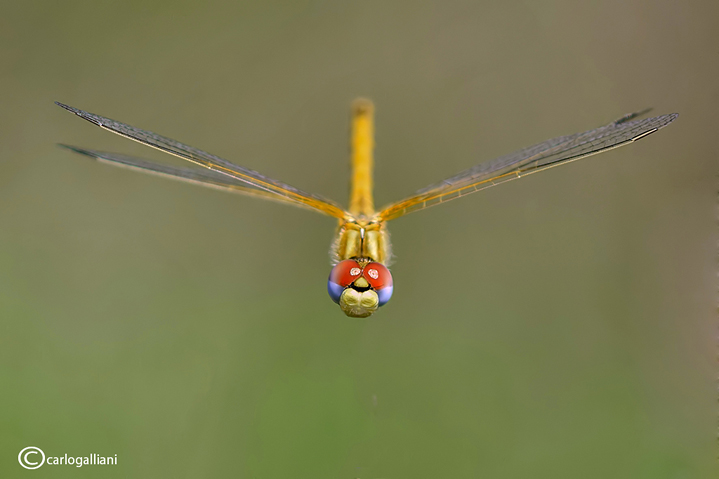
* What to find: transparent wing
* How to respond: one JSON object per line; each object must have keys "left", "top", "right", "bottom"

{"left": 378, "top": 111, "right": 678, "bottom": 221}
{"left": 59, "top": 145, "right": 325, "bottom": 213}
{"left": 56, "top": 102, "right": 348, "bottom": 219}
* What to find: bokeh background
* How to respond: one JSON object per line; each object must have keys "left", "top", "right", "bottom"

{"left": 1, "top": 1, "right": 716, "bottom": 478}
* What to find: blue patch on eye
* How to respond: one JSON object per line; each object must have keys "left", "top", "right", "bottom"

{"left": 377, "top": 285, "right": 393, "bottom": 306}
{"left": 327, "top": 281, "right": 345, "bottom": 304}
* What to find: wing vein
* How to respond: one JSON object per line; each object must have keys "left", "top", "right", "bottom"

{"left": 56, "top": 102, "right": 348, "bottom": 219}
{"left": 379, "top": 112, "right": 677, "bottom": 221}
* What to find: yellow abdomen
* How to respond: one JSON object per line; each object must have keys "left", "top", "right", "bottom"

{"left": 331, "top": 99, "right": 391, "bottom": 265}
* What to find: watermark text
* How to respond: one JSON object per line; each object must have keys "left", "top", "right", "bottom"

{"left": 18, "top": 446, "right": 118, "bottom": 470}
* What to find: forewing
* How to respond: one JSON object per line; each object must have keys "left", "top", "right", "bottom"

{"left": 378, "top": 112, "right": 678, "bottom": 221}
{"left": 56, "top": 102, "right": 348, "bottom": 219}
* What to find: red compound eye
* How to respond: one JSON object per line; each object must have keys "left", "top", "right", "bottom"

{"left": 328, "top": 259, "right": 363, "bottom": 287}
{"left": 362, "top": 262, "right": 392, "bottom": 289}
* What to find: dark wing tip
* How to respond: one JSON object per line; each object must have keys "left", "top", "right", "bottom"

{"left": 656, "top": 112, "right": 679, "bottom": 128}
{"left": 55, "top": 101, "right": 102, "bottom": 126}
{"left": 55, "top": 101, "right": 78, "bottom": 113}
{"left": 57, "top": 144, "right": 99, "bottom": 160}
{"left": 57, "top": 143, "right": 81, "bottom": 152}
{"left": 615, "top": 108, "right": 654, "bottom": 124}
{"left": 615, "top": 109, "right": 680, "bottom": 126}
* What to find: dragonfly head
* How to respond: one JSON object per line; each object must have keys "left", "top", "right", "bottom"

{"left": 328, "top": 259, "right": 393, "bottom": 318}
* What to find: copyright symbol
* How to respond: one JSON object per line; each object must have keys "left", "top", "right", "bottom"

{"left": 18, "top": 446, "right": 45, "bottom": 469}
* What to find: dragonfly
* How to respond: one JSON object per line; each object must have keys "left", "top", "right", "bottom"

{"left": 56, "top": 100, "right": 677, "bottom": 317}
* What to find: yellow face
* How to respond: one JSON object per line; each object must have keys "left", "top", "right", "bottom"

{"left": 338, "top": 286, "right": 379, "bottom": 318}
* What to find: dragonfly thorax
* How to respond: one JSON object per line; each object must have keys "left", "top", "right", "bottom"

{"left": 331, "top": 219, "right": 391, "bottom": 265}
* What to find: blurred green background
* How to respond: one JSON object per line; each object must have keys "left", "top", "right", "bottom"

{"left": 1, "top": 0, "right": 716, "bottom": 477}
